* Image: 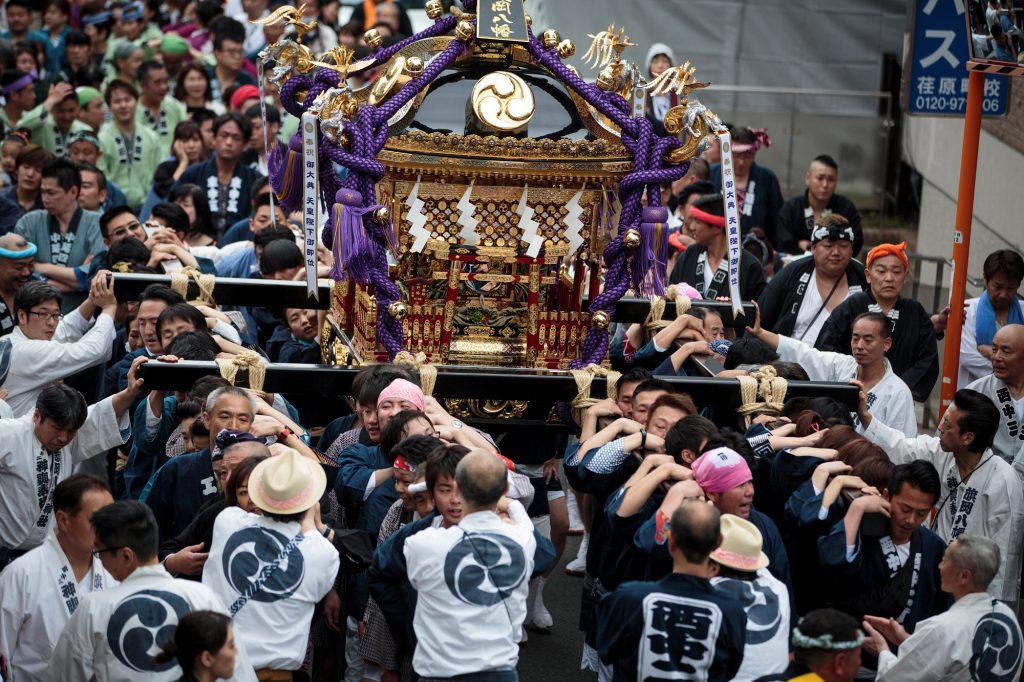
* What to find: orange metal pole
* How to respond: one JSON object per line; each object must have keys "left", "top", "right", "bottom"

{"left": 940, "top": 69, "right": 985, "bottom": 410}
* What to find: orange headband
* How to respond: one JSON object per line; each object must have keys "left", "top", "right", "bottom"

{"left": 690, "top": 206, "right": 725, "bottom": 228}
{"left": 866, "top": 241, "right": 908, "bottom": 269}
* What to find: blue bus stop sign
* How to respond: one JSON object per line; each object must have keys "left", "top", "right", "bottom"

{"left": 905, "top": 0, "right": 1009, "bottom": 117}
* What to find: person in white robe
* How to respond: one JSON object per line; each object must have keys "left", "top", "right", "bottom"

{"left": 44, "top": 500, "right": 258, "bottom": 682}
{"left": 862, "top": 535, "right": 1023, "bottom": 682}
{"left": 709, "top": 514, "right": 790, "bottom": 682}
{"left": 202, "top": 450, "right": 338, "bottom": 675}
{"left": 858, "top": 386, "right": 1024, "bottom": 602}
{"left": 958, "top": 250, "right": 1024, "bottom": 387}
{"left": 966, "top": 324, "right": 1024, "bottom": 481}
{"left": 404, "top": 451, "right": 536, "bottom": 680}
{"left": 748, "top": 305, "right": 918, "bottom": 437}
{"left": 0, "top": 474, "right": 117, "bottom": 682}
{"left": 5, "top": 276, "right": 118, "bottom": 417}
{"left": 0, "top": 356, "right": 145, "bottom": 556}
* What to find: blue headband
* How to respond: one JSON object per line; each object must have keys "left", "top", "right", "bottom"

{"left": 0, "top": 243, "right": 37, "bottom": 259}
{"left": 82, "top": 10, "right": 113, "bottom": 25}
{"left": 2, "top": 74, "right": 34, "bottom": 95}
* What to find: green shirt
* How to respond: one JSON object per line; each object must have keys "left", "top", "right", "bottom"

{"left": 136, "top": 96, "right": 187, "bottom": 158}
{"left": 97, "top": 122, "right": 163, "bottom": 210}
{"left": 17, "top": 106, "right": 92, "bottom": 157}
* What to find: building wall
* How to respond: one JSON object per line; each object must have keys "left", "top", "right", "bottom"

{"left": 903, "top": 85, "right": 1024, "bottom": 280}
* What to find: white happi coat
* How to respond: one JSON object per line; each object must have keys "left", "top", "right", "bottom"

{"left": 5, "top": 310, "right": 115, "bottom": 417}
{"left": 201, "top": 507, "right": 339, "bottom": 671}
{"left": 777, "top": 335, "right": 918, "bottom": 437}
{"left": 876, "top": 592, "right": 1023, "bottom": 681}
{"left": 864, "top": 417, "right": 1024, "bottom": 602}
{"left": 404, "top": 501, "right": 536, "bottom": 679}
{"left": 710, "top": 569, "right": 790, "bottom": 682}
{"left": 0, "top": 398, "right": 129, "bottom": 551}
{"left": 966, "top": 374, "right": 1024, "bottom": 481}
{"left": 44, "top": 564, "right": 258, "bottom": 682}
{"left": 0, "top": 531, "right": 117, "bottom": 682}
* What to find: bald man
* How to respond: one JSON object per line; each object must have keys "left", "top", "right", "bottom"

{"left": 0, "top": 233, "right": 37, "bottom": 337}
{"left": 967, "top": 324, "right": 1024, "bottom": 482}
{"left": 403, "top": 449, "right": 537, "bottom": 680}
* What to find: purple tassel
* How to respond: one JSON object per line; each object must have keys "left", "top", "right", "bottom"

{"left": 329, "top": 188, "right": 383, "bottom": 283}
{"left": 269, "top": 134, "right": 304, "bottom": 213}
{"left": 632, "top": 206, "right": 670, "bottom": 295}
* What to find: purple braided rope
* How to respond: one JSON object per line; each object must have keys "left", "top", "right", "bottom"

{"left": 280, "top": 75, "right": 313, "bottom": 118}
{"left": 376, "top": 32, "right": 471, "bottom": 123}
{"left": 363, "top": 14, "right": 459, "bottom": 69}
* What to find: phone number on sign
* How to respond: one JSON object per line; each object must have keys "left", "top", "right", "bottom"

{"left": 914, "top": 95, "right": 1002, "bottom": 112}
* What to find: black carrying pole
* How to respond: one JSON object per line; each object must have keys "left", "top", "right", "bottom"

{"left": 112, "top": 273, "right": 753, "bottom": 325}
{"left": 140, "top": 361, "right": 859, "bottom": 412}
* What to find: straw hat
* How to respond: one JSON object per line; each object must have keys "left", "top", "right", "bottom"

{"left": 247, "top": 448, "right": 326, "bottom": 515}
{"left": 711, "top": 514, "right": 769, "bottom": 572}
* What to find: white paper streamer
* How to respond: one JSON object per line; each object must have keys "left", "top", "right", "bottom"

{"left": 718, "top": 130, "right": 743, "bottom": 317}
{"left": 406, "top": 176, "right": 429, "bottom": 253}
{"left": 564, "top": 186, "right": 586, "bottom": 259}
{"left": 518, "top": 185, "right": 544, "bottom": 257}
{"left": 456, "top": 181, "right": 479, "bottom": 245}
{"left": 301, "top": 111, "right": 319, "bottom": 301}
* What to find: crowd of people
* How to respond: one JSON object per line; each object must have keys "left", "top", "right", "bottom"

{"left": 0, "top": 2, "right": 1018, "bottom": 680}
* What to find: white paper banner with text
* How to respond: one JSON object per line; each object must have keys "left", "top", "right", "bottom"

{"left": 301, "top": 111, "right": 319, "bottom": 301}
{"left": 718, "top": 130, "right": 743, "bottom": 317}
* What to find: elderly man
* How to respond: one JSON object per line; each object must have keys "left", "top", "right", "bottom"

{"left": 44, "top": 501, "right": 258, "bottom": 682}
{"left": 750, "top": 307, "right": 917, "bottom": 436}
{"left": 776, "top": 155, "right": 863, "bottom": 256}
{"left": 966, "top": 324, "right": 1024, "bottom": 477}
{"left": 959, "top": 250, "right": 1024, "bottom": 387}
{"left": 598, "top": 501, "right": 747, "bottom": 682}
{"left": 5, "top": 278, "right": 117, "bottom": 417}
{"left": 857, "top": 387, "right": 1024, "bottom": 602}
{"left": 0, "top": 475, "right": 116, "bottom": 682}
{"left": 757, "top": 215, "right": 866, "bottom": 344}
{"left": 0, "top": 360, "right": 143, "bottom": 566}
{"left": 404, "top": 449, "right": 537, "bottom": 681}
{"left": 817, "top": 242, "right": 939, "bottom": 401}
{"left": 862, "top": 535, "right": 1024, "bottom": 681}
{"left": 14, "top": 159, "right": 104, "bottom": 310}
{"left": 0, "top": 234, "right": 36, "bottom": 337}
{"left": 143, "top": 386, "right": 310, "bottom": 540}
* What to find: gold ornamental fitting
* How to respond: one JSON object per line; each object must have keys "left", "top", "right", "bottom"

{"left": 364, "top": 28, "right": 383, "bottom": 49}
{"left": 596, "top": 65, "right": 617, "bottom": 91}
{"left": 623, "top": 228, "right": 641, "bottom": 249}
{"left": 471, "top": 71, "right": 536, "bottom": 132}
{"left": 405, "top": 56, "right": 425, "bottom": 76}
{"left": 591, "top": 311, "right": 610, "bottom": 329}
{"left": 373, "top": 205, "right": 391, "bottom": 224}
{"left": 557, "top": 39, "right": 576, "bottom": 58}
{"left": 541, "top": 29, "right": 560, "bottom": 48}
{"left": 455, "top": 20, "right": 475, "bottom": 40}
{"left": 525, "top": 14, "right": 532, "bottom": 26}
{"left": 425, "top": 0, "right": 443, "bottom": 20}
{"left": 388, "top": 301, "right": 409, "bottom": 320}
{"left": 368, "top": 55, "right": 408, "bottom": 105}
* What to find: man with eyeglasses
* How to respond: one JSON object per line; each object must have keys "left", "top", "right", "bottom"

{"left": 175, "top": 112, "right": 263, "bottom": 240}
{"left": 5, "top": 278, "right": 118, "bottom": 416}
{"left": 0, "top": 233, "right": 37, "bottom": 338}
{"left": 0, "top": 360, "right": 145, "bottom": 568}
{"left": 0, "top": 474, "right": 117, "bottom": 680}
{"left": 44, "top": 500, "right": 259, "bottom": 682}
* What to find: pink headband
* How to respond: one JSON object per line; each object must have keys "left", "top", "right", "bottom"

{"left": 691, "top": 447, "right": 752, "bottom": 494}
{"left": 377, "top": 378, "right": 426, "bottom": 412}
{"left": 730, "top": 128, "right": 771, "bottom": 154}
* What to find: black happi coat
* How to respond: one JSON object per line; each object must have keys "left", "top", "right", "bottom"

{"left": 757, "top": 255, "right": 866, "bottom": 342}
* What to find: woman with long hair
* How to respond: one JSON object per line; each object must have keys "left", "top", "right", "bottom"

{"left": 170, "top": 183, "right": 217, "bottom": 246}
